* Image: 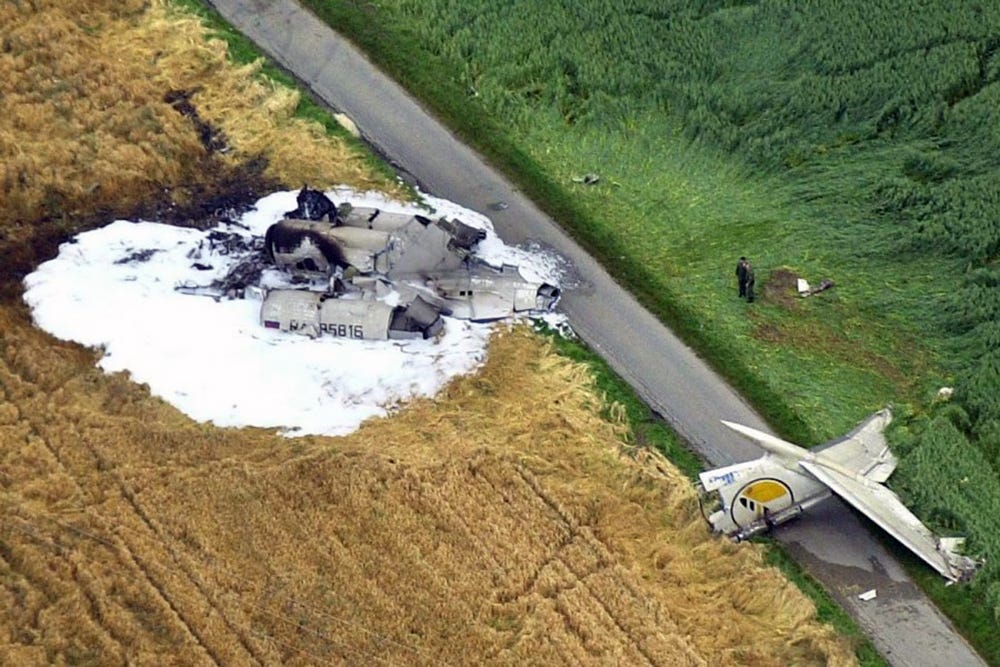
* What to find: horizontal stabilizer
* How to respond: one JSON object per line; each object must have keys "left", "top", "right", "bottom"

{"left": 720, "top": 420, "right": 806, "bottom": 460}
{"left": 815, "top": 408, "right": 897, "bottom": 482}
{"left": 800, "top": 460, "right": 977, "bottom": 582}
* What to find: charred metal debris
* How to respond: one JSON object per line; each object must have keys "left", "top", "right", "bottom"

{"left": 174, "top": 187, "right": 560, "bottom": 340}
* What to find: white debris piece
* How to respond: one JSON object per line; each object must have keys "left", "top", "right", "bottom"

{"left": 858, "top": 589, "right": 878, "bottom": 601}
{"left": 797, "top": 276, "right": 835, "bottom": 297}
{"left": 333, "top": 112, "right": 360, "bottom": 138}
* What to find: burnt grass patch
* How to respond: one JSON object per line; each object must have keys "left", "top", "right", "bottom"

{"left": 0, "top": 155, "right": 281, "bottom": 302}
{"left": 164, "top": 89, "right": 229, "bottom": 154}
{"left": 759, "top": 267, "right": 802, "bottom": 310}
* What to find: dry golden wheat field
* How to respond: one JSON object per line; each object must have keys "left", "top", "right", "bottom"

{"left": 0, "top": 1, "right": 856, "bottom": 665}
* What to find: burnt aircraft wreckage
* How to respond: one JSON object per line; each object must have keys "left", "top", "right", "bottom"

{"left": 176, "top": 187, "right": 561, "bottom": 339}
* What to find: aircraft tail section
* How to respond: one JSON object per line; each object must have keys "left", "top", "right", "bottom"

{"left": 711, "top": 408, "right": 979, "bottom": 582}
{"left": 719, "top": 420, "right": 807, "bottom": 460}
{"left": 698, "top": 455, "right": 828, "bottom": 540}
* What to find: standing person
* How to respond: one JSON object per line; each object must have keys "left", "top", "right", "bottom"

{"left": 745, "top": 260, "right": 755, "bottom": 302}
{"left": 735, "top": 257, "right": 749, "bottom": 298}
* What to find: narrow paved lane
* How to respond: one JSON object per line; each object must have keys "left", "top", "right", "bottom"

{"left": 203, "top": 1, "right": 984, "bottom": 664}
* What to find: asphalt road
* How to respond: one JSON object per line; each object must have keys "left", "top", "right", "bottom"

{"left": 204, "top": 1, "right": 985, "bottom": 664}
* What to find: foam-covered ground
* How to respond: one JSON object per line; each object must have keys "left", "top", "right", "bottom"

{"left": 23, "top": 188, "right": 565, "bottom": 436}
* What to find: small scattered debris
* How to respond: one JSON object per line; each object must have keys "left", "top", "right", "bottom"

{"left": 175, "top": 233, "right": 268, "bottom": 300}
{"left": 333, "top": 112, "right": 361, "bottom": 138}
{"left": 571, "top": 173, "right": 600, "bottom": 185}
{"left": 858, "top": 589, "right": 877, "bottom": 601}
{"left": 115, "top": 249, "right": 161, "bottom": 265}
{"left": 796, "top": 277, "right": 835, "bottom": 297}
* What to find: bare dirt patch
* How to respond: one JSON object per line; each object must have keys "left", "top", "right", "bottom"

{"left": 748, "top": 267, "right": 915, "bottom": 389}
{"left": 759, "top": 267, "right": 802, "bottom": 310}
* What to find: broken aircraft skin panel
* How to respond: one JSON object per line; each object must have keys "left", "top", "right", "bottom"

{"left": 260, "top": 290, "right": 443, "bottom": 340}
{"left": 390, "top": 264, "right": 563, "bottom": 322}
{"left": 696, "top": 408, "right": 980, "bottom": 583}
{"left": 177, "top": 187, "right": 561, "bottom": 341}
{"left": 263, "top": 213, "right": 478, "bottom": 279}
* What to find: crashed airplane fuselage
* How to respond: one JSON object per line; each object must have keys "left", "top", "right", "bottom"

{"left": 697, "top": 409, "right": 979, "bottom": 583}
{"left": 177, "top": 188, "right": 561, "bottom": 340}
{"left": 260, "top": 290, "right": 444, "bottom": 340}
{"left": 258, "top": 194, "right": 559, "bottom": 340}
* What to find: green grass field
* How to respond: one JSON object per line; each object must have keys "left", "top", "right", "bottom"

{"left": 298, "top": 0, "right": 1000, "bottom": 660}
